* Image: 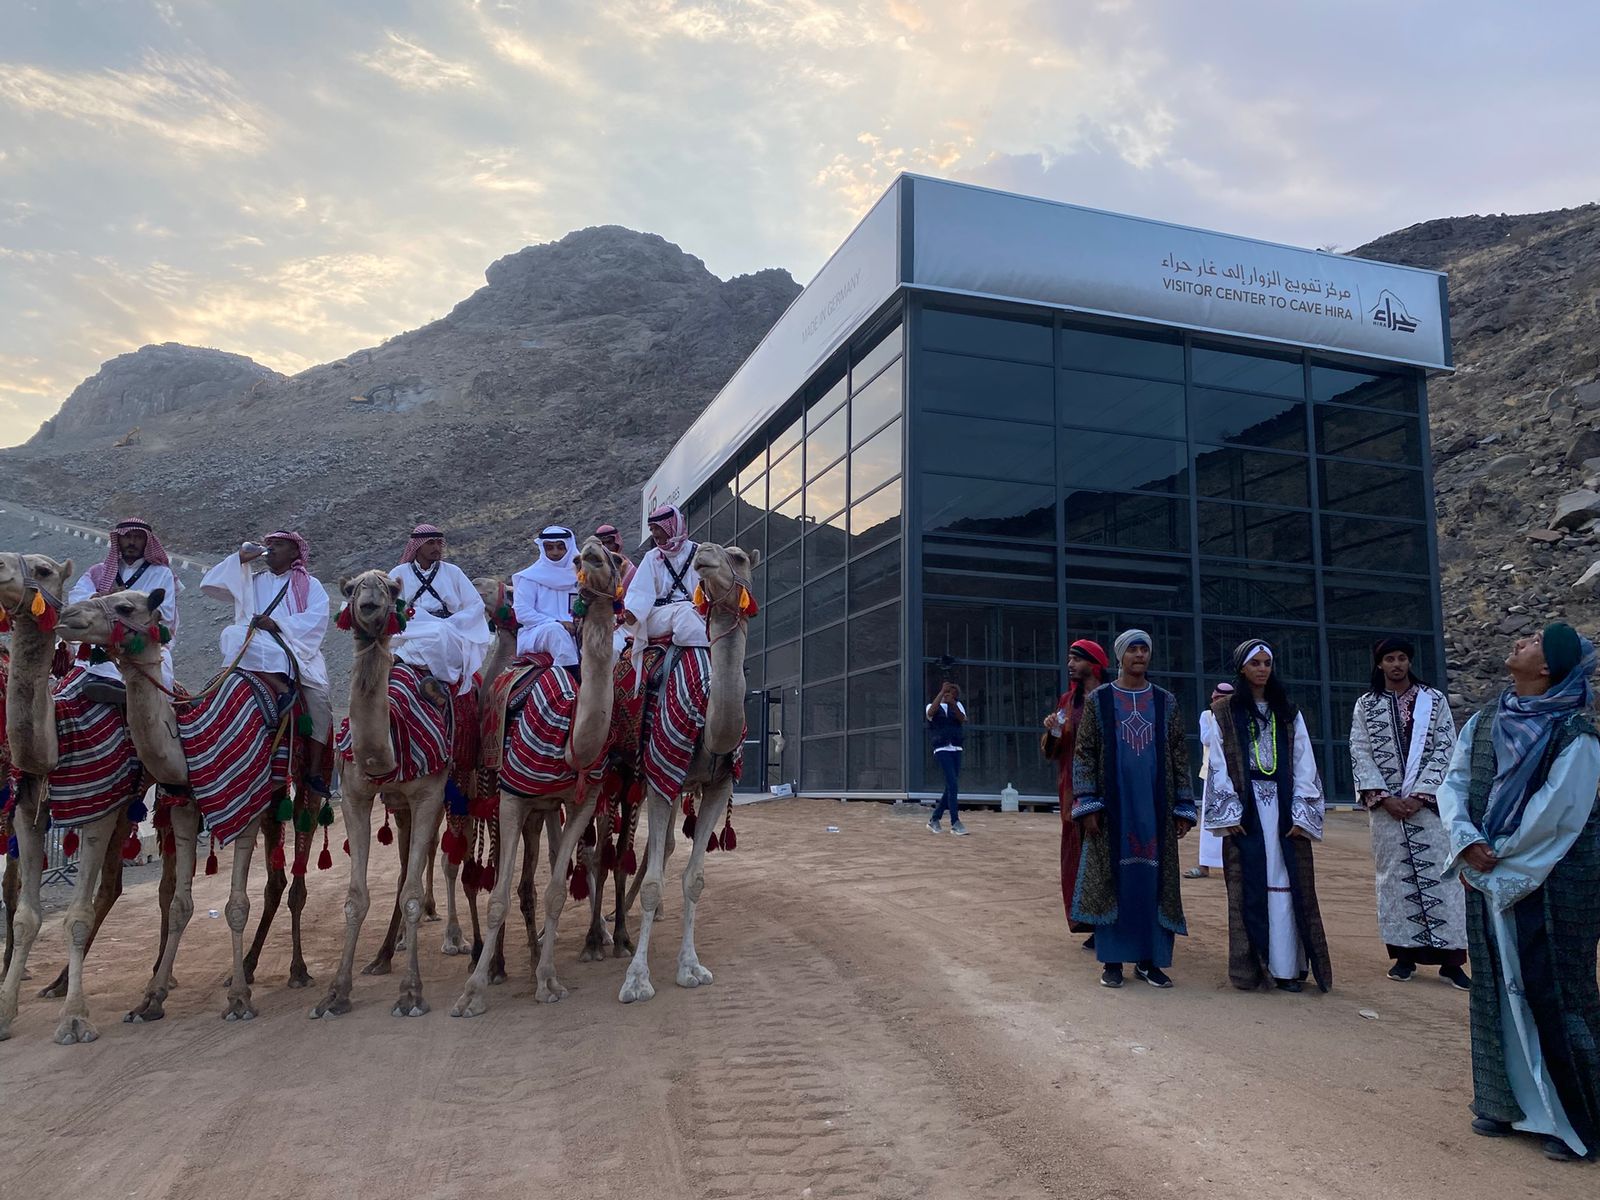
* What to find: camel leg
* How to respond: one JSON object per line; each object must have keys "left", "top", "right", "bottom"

{"left": 239, "top": 814, "right": 287, "bottom": 987}
{"left": 366, "top": 804, "right": 409, "bottom": 973}
{"left": 440, "top": 813, "right": 466, "bottom": 955}
{"left": 49, "top": 807, "right": 122, "bottom": 1044}
{"left": 619, "top": 789, "right": 672, "bottom": 1004}
{"left": 611, "top": 806, "right": 635, "bottom": 957}
{"left": 677, "top": 779, "right": 731, "bottom": 989}
{"left": 285, "top": 838, "right": 312, "bottom": 989}
{"left": 151, "top": 830, "right": 178, "bottom": 986}
{"left": 38, "top": 808, "right": 128, "bottom": 999}
{"left": 451, "top": 792, "right": 526, "bottom": 1018}
{"left": 533, "top": 792, "right": 599, "bottom": 1004}
{"left": 423, "top": 804, "right": 442, "bottom": 922}
{"left": 581, "top": 806, "right": 611, "bottom": 962}
{"left": 0, "top": 780, "right": 47, "bottom": 1039}
{"left": 222, "top": 814, "right": 262, "bottom": 1021}
{"left": 2, "top": 850, "right": 18, "bottom": 980}
{"left": 517, "top": 813, "right": 540, "bottom": 976}
{"left": 393, "top": 787, "right": 443, "bottom": 1018}
{"left": 126, "top": 804, "right": 198, "bottom": 1023}
{"left": 313, "top": 792, "right": 373, "bottom": 1018}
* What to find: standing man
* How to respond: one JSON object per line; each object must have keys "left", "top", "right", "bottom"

{"left": 1350, "top": 635, "right": 1468, "bottom": 987}
{"left": 1070, "top": 630, "right": 1194, "bottom": 989}
{"left": 1186, "top": 682, "right": 1233, "bottom": 879}
{"left": 926, "top": 681, "right": 968, "bottom": 836}
{"left": 200, "top": 530, "right": 332, "bottom": 794}
{"left": 511, "top": 526, "right": 581, "bottom": 667}
{"left": 1438, "top": 624, "right": 1600, "bottom": 1164}
{"left": 388, "top": 523, "right": 490, "bottom": 695}
{"left": 68, "top": 517, "right": 182, "bottom": 697}
{"left": 1043, "top": 638, "right": 1108, "bottom": 947}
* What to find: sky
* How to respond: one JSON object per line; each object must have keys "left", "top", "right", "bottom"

{"left": 2, "top": 0, "right": 1597, "bottom": 446}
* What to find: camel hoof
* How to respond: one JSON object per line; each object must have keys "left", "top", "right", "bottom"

{"left": 222, "top": 998, "right": 257, "bottom": 1022}
{"left": 124, "top": 997, "right": 167, "bottom": 1023}
{"left": 489, "top": 968, "right": 508, "bottom": 986}
{"left": 53, "top": 1015, "right": 99, "bottom": 1044}
{"left": 677, "top": 962, "right": 714, "bottom": 989}
{"left": 392, "top": 995, "right": 430, "bottom": 1018}
{"left": 311, "top": 992, "right": 352, "bottom": 1018}
{"left": 450, "top": 990, "right": 487, "bottom": 1018}
{"left": 37, "top": 979, "right": 67, "bottom": 1000}
{"left": 612, "top": 931, "right": 635, "bottom": 957}
{"left": 286, "top": 966, "right": 314, "bottom": 989}
{"left": 361, "top": 957, "right": 393, "bottom": 977}
{"left": 424, "top": 911, "right": 441, "bottom": 924}
{"left": 535, "top": 978, "right": 569, "bottom": 1004}
{"left": 619, "top": 970, "right": 655, "bottom": 1004}
{"left": 394, "top": 933, "right": 409, "bottom": 953}
{"left": 579, "top": 940, "right": 606, "bottom": 963}
{"left": 441, "top": 929, "right": 467, "bottom": 956}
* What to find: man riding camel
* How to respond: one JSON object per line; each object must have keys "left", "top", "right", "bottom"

{"left": 67, "top": 517, "right": 181, "bottom": 702}
{"left": 387, "top": 522, "right": 490, "bottom": 695}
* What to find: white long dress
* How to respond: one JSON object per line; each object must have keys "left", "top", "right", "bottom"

{"left": 67, "top": 558, "right": 180, "bottom": 688}
{"left": 388, "top": 559, "right": 491, "bottom": 694}
{"left": 511, "top": 559, "right": 579, "bottom": 666}
{"left": 1195, "top": 711, "right": 1224, "bottom": 869}
{"left": 200, "top": 554, "right": 329, "bottom": 690}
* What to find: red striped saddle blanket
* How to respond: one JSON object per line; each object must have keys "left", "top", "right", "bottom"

{"left": 496, "top": 652, "right": 652, "bottom": 799}
{"left": 638, "top": 646, "right": 742, "bottom": 802}
{"left": 335, "top": 660, "right": 452, "bottom": 785}
{"left": 41, "top": 666, "right": 143, "bottom": 829}
{"left": 175, "top": 669, "right": 290, "bottom": 847}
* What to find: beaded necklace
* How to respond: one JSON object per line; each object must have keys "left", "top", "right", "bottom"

{"left": 1251, "top": 707, "right": 1278, "bottom": 776}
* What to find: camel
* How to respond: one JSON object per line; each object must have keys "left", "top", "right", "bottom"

{"left": 619, "top": 542, "right": 756, "bottom": 1005}
{"left": 56, "top": 585, "right": 297, "bottom": 1024}
{"left": 450, "top": 536, "right": 622, "bottom": 1016}
{"left": 311, "top": 569, "right": 451, "bottom": 1019}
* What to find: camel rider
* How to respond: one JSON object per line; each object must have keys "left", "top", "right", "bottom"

{"left": 622, "top": 504, "right": 708, "bottom": 664}
{"left": 511, "top": 525, "right": 580, "bottom": 668}
{"left": 594, "top": 523, "right": 637, "bottom": 591}
{"left": 67, "top": 517, "right": 181, "bottom": 702}
{"left": 387, "top": 522, "right": 490, "bottom": 695}
{"left": 200, "top": 529, "right": 332, "bottom": 793}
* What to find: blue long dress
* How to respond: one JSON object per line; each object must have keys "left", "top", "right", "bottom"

{"left": 1095, "top": 685, "right": 1175, "bottom": 967}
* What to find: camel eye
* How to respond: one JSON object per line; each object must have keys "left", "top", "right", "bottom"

{"left": 115, "top": 604, "right": 133, "bottom": 615}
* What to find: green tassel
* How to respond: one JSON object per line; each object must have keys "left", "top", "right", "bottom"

{"left": 318, "top": 800, "right": 335, "bottom": 827}
{"left": 571, "top": 597, "right": 588, "bottom": 618}
{"left": 275, "top": 791, "right": 293, "bottom": 822}
{"left": 158, "top": 624, "right": 172, "bottom": 645}
{"left": 295, "top": 807, "right": 314, "bottom": 834}
{"left": 126, "top": 633, "right": 146, "bottom": 654}
{"left": 296, "top": 713, "right": 313, "bottom": 736}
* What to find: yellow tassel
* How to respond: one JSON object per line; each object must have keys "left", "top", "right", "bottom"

{"left": 692, "top": 582, "right": 707, "bottom": 614}
{"left": 30, "top": 591, "right": 46, "bottom": 618}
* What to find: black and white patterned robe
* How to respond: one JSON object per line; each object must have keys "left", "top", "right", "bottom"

{"left": 1349, "top": 686, "right": 1466, "bottom": 955}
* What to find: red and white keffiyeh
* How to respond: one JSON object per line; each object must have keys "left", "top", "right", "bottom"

{"left": 401, "top": 523, "right": 445, "bottom": 564}
{"left": 263, "top": 529, "right": 312, "bottom": 608}
{"left": 87, "top": 517, "right": 170, "bottom": 594}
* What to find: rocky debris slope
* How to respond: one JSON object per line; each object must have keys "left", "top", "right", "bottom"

{"left": 1, "top": 226, "right": 800, "bottom": 580}
{"left": 1358, "top": 204, "right": 1600, "bottom": 706}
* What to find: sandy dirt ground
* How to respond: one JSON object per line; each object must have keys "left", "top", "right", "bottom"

{"left": 0, "top": 801, "right": 1590, "bottom": 1199}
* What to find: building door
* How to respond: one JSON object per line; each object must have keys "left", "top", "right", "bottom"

{"left": 767, "top": 685, "right": 799, "bottom": 791}
{"left": 737, "top": 689, "right": 765, "bottom": 793}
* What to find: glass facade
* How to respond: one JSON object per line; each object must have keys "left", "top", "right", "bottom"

{"left": 676, "top": 293, "right": 1440, "bottom": 803}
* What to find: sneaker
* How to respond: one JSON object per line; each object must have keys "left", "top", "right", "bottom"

{"left": 926, "top": 818, "right": 941, "bottom": 833}
{"left": 1081, "top": 933, "right": 1096, "bottom": 952}
{"left": 1135, "top": 963, "right": 1174, "bottom": 989}
{"left": 1543, "top": 1138, "right": 1580, "bottom": 1163}
{"left": 1099, "top": 964, "right": 1124, "bottom": 989}
{"left": 1274, "top": 978, "right": 1303, "bottom": 993}
{"left": 949, "top": 821, "right": 969, "bottom": 836}
{"left": 1387, "top": 961, "right": 1416, "bottom": 982}
{"left": 1441, "top": 966, "right": 1472, "bottom": 991}
{"left": 1470, "top": 1117, "right": 1512, "bottom": 1139}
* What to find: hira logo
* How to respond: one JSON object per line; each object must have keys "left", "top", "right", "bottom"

{"left": 1370, "top": 290, "right": 1419, "bottom": 334}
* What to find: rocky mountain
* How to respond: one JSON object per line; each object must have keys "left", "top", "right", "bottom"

{"left": 1, "top": 225, "right": 801, "bottom": 580}
{"left": 1355, "top": 203, "right": 1600, "bottom": 706}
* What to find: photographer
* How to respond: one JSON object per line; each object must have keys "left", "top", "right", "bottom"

{"left": 925, "top": 682, "right": 968, "bottom": 836}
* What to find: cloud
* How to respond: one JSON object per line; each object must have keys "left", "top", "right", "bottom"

{"left": 357, "top": 31, "right": 479, "bottom": 92}
{"left": 0, "top": 52, "right": 267, "bottom": 155}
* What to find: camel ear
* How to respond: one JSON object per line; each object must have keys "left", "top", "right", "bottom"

{"left": 60, "top": 558, "right": 74, "bottom": 581}
{"left": 747, "top": 548, "right": 761, "bottom": 569}
{"left": 387, "top": 576, "right": 403, "bottom": 599}
{"left": 338, "top": 574, "right": 356, "bottom": 598}
{"left": 147, "top": 587, "right": 166, "bottom": 613}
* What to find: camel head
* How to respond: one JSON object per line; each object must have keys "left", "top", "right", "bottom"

{"left": 474, "top": 575, "right": 518, "bottom": 633}
{"left": 337, "top": 569, "right": 405, "bottom": 643}
{"left": 572, "top": 535, "right": 621, "bottom": 617}
{"left": 0, "top": 552, "right": 74, "bottom": 632}
{"left": 691, "top": 543, "right": 760, "bottom": 620}
{"left": 58, "top": 587, "right": 169, "bottom": 663}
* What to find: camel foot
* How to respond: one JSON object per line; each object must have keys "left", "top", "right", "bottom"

{"left": 441, "top": 926, "right": 467, "bottom": 955}
{"left": 392, "top": 990, "right": 430, "bottom": 1018}
{"left": 124, "top": 994, "right": 167, "bottom": 1023}
{"left": 37, "top": 968, "right": 68, "bottom": 999}
{"left": 310, "top": 989, "right": 352, "bottom": 1018}
{"left": 424, "top": 896, "right": 439, "bottom": 921}
{"left": 580, "top": 934, "right": 607, "bottom": 963}
{"left": 361, "top": 955, "right": 393, "bottom": 977}
{"left": 286, "top": 963, "right": 314, "bottom": 989}
{"left": 222, "top": 996, "right": 257, "bottom": 1022}
{"left": 612, "top": 927, "right": 635, "bottom": 957}
{"left": 619, "top": 965, "right": 655, "bottom": 1004}
{"left": 490, "top": 965, "right": 508, "bottom": 986}
{"left": 394, "top": 930, "right": 408, "bottom": 953}
{"left": 424, "top": 911, "right": 441, "bottom": 924}
{"left": 449, "top": 987, "right": 487, "bottom": 1018}
{"left": 535, "top": 975, "right": 569, "bottom": 1004}
{"left": 53, "top": 1014, "right": 99, "bottom": 1044}
{"left": 677, "top": 959, "right": 714, "bottom": 989}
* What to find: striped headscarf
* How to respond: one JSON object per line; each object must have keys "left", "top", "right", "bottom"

{"left": 647, "top": 504, "right": 689, "bottom": 554}
{"left": 88, "top": 518, "right": 170, "bottom": 594}
{"left": 1113, "top": 629, "right": 1151, "bottom": 664}
{"left": 263, "top": 530, "right": 312, "bottom": 608}
{"left": 401, "top": 523, "right": 445, "bottom": 564}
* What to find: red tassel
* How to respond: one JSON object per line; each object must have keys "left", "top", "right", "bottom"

{"left": 62, "top": 830, "right": 79, "bottom": 859}
{"left": 481, "top": 862, "right": 496, "bottom": 891}
{"left": 317, "top": 831, "right": 333, "bottom": 871}
{"left": 268, "top": 844, "right": 286, "bottom": 872}
{"left": 601, "top": 841, "right": 617, "bottom": 872}
{"left": 721, "top": 824, "right": 737, "bottom": 852}
{"left": 122, "top": 828, "right": 141, "bottom": 861}
{"left": 462, "top": 859, "right": 479, "bottom": 890}
{"left": 342, "top": 838, "right": 351, "bottom": 857}
{"left": 377, "top": 815, "right": 394, "bottom": 846}
{"left": 569, "top": 865, "right": 589, "bottom": 901}
{"left": 682, "top": 814, "right": 697, "bottom": 839}
{"left": 162, "top": 828, "right": 176, "bottom": 857}
{"left": 622, "top": 846, "right": 638, "bottom": 875}
{"left": 706, "top": 831, "right": 719, "bottom": 853}
{"left": 205, "top": 847, "right": 219, "bottom": 875}
{"left": 384, "top": 612, "right": 401, "bottom": 636}
{"left": 335, "top": 605, "right": 353, "bottom": 631}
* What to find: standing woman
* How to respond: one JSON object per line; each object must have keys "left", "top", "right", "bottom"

{"left": 926, "top": 682, "right": 969, "bottom": 836}
{"left": 1201, "top": 640, "right": 1333, "bottom": 993}
{"left": 1186, "top": 681, "right": 1234, "bottom": 879}
{"left": 1043, "top": 639, "right": 1109, "bottom": 949}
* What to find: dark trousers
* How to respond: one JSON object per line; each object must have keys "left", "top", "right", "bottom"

{"left": 932, "top": 750, "right": 962, "bottom": 823}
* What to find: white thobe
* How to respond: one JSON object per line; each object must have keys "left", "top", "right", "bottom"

{"left": 200, "top": 553, "right": 329, "bottom": 689}
{"left": 511, "top": 560, "right": 579, "bottom": 666}
{"left": 67, "top": 558, "right": 180, "bottom": 688}
{"left": 622, "top": 543, "right": 707, "bottom": 650}
{"left": 388, "top": 560, "right": 490, "bottom": 694}
{"left": 1195, "top": 711, "right": 1223, "bottom": 869}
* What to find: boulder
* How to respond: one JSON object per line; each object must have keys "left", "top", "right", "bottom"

{"left": 1576, "top": 380, "right": 1600, "bottom": 410}
{"left": 1485, "top": 453, "right": 1530, "bottom": 475}
{"left": 1575, "top": 560, "right": 1600, "bottom": 597}
{"left": 1527, "top": 529, "right": 1564, "bottom": 544}
{"left": 1552, "top": 490, "right": 1600, "bottom": 531}
{"left": 1564, "top": 428, "right": 1600, "bottom": 467}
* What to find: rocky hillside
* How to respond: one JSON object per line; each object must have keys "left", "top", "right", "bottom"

{"left": 1355, "top": 203, "right": 1600, "bottom": 706}
{"left": 1, "top": 226, "right": 800, "bottom": 579}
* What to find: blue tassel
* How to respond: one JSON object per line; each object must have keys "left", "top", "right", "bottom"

{"left": 127, "top": 797, "right": 149, "bottom": 824}
{"left": 445, "top": 778, "right": 468, "bottom": 817}
{"left": 6, "top": 835, "right": 16, "bottom": 859}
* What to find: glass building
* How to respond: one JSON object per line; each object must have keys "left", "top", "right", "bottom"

{"left": 642, "top": 176, "right": 1452, "bottom": 805}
